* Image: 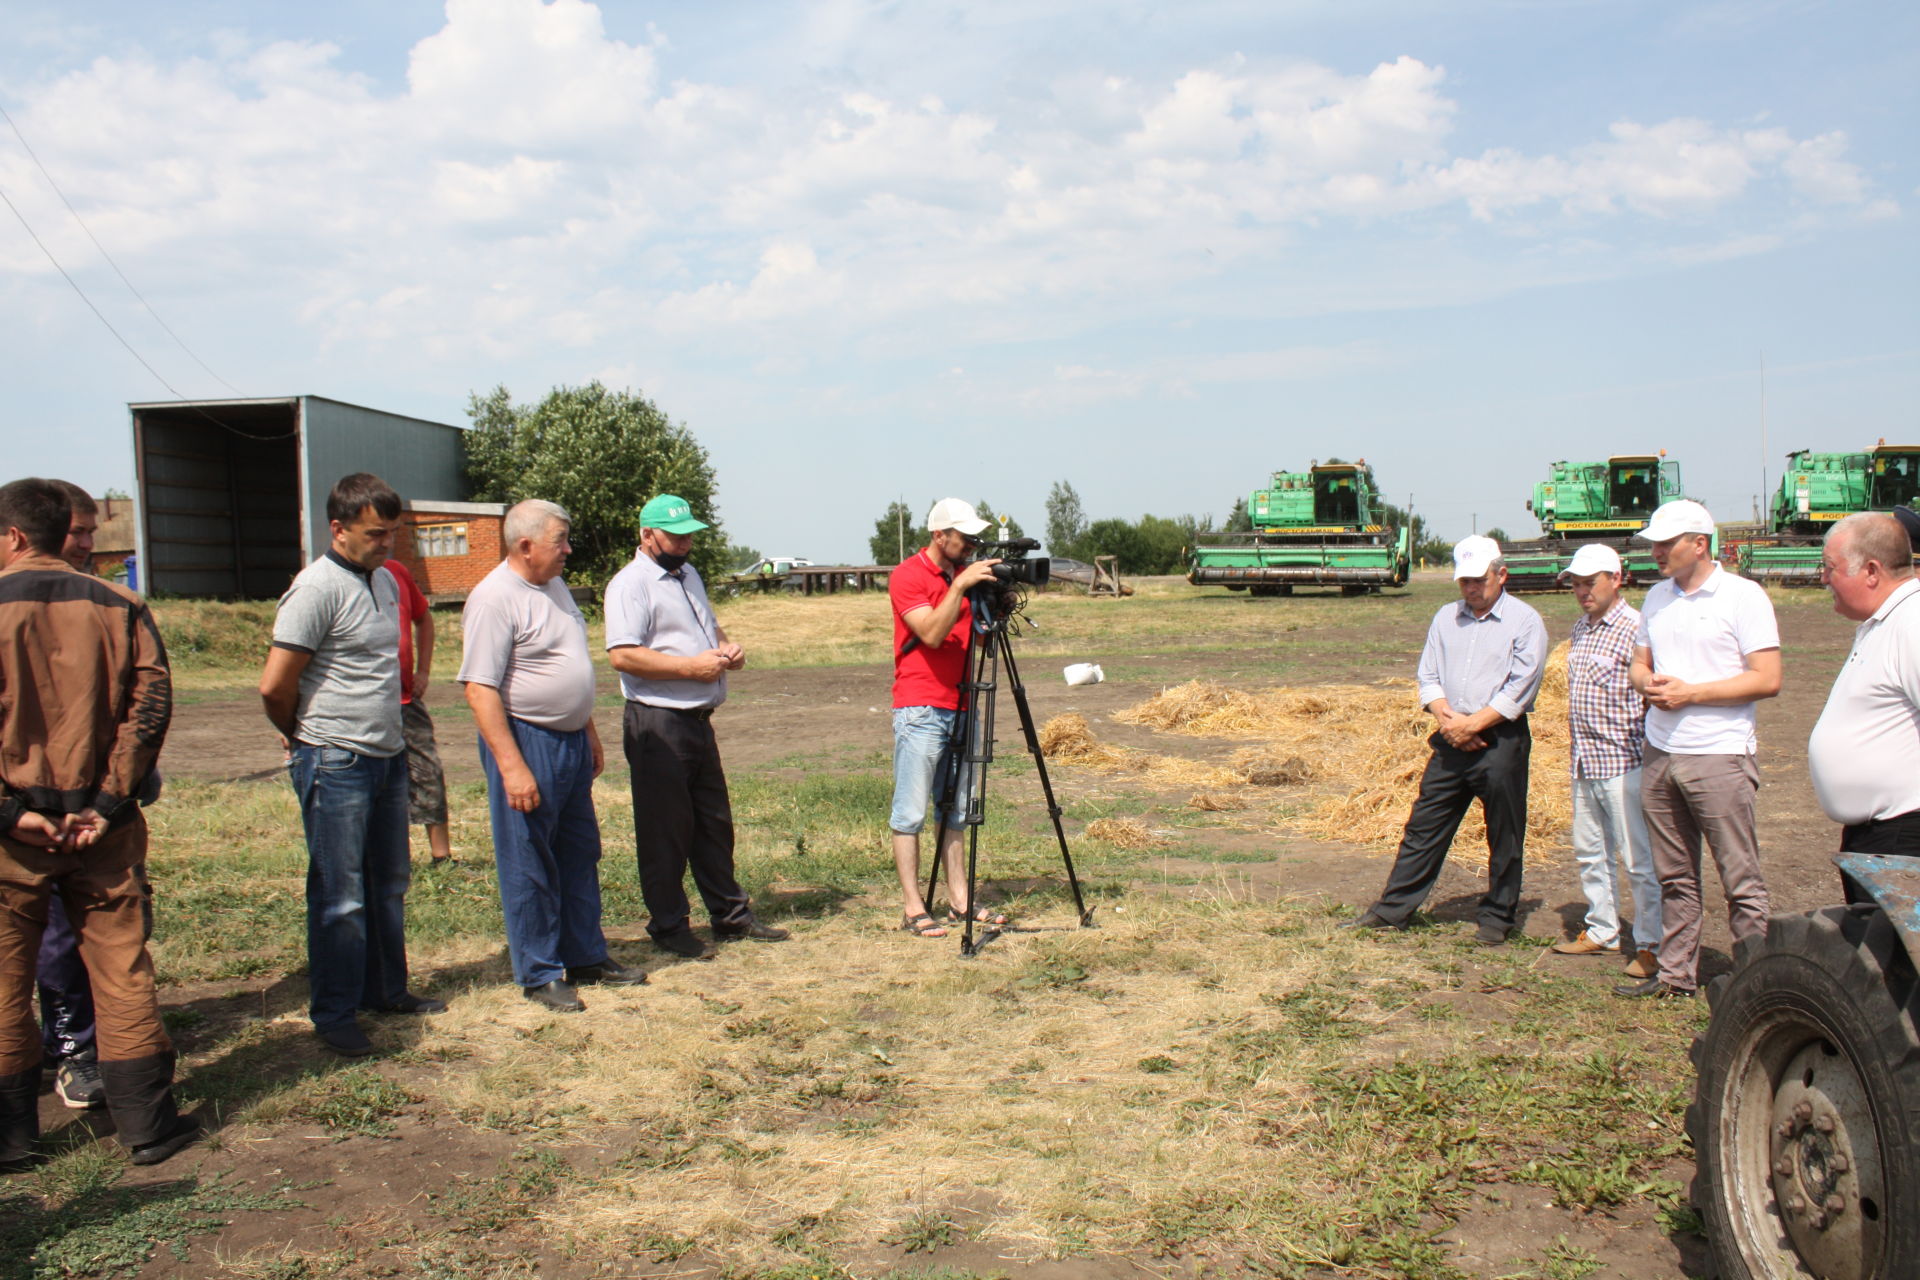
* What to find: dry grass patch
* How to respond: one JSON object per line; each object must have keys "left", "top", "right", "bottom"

{"left": 1048, "top": 644, "right": 1576, "bottom": 857}
{"left": 383, "top": 900, "right": 1456, "bottom": 1270}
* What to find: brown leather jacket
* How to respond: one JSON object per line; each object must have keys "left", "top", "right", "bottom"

{"left": 0, "top": 552, "right": 170, "bottom": 832}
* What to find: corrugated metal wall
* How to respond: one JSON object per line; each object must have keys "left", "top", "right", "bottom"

{"left": 299, "top": 398, "right": 466, "bottom": 564}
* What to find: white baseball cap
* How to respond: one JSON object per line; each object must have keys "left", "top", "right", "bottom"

{"left": 1565, "top": 544, "right": 1623, "bottom": 577}
{"left": 1637, "top": 499, "right": 1716, "bottom": 542}
{"left": 1452, "top": 535, "right": 1502, "bottom": 579}
{"left": 926, "top": 498, "right": 991, "bottom": 536}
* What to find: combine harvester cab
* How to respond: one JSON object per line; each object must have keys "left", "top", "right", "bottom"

{"left": 1187, "top": 461, "right": 1411, "bottom": 597}
{"left": 1503, "top": 455, "right": 1692, "bottom": 592}
{"left": 1739, "top": 443, "right": 1920, "bottom": 586}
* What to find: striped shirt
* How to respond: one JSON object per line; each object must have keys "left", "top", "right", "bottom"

{"left": 1567, "top": 597, "right": 1646, "bottom": 779}
{"left": 1415, "top": 592, "right": 1549, "bottom": 722}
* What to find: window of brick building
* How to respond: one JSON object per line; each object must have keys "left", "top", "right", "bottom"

{"left": 416, "top": 523, "right": 469, "bottom": 558}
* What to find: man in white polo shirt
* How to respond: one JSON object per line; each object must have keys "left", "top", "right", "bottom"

{"left": 1617, "top": 500, "right": 1782, "bottom": 999}
{"left": 1808, "top": 512, "right": 1920, "bottom": 875}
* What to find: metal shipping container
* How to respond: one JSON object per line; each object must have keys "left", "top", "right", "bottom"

{"left": 130, "top": 395, "right": 466, "bottom": 599}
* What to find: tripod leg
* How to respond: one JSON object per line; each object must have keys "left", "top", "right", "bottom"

{"left": 997, "top": 634, "right": 1095, "bottom": 928}
{"left": 923, "top": 706, "right": 967, "bottom": 911}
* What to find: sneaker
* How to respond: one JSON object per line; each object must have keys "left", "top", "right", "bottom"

{"left": 1623, "top": 949, "right": 1659, "bottom": 979}
{"left": 55, "top": 1053, "right": 106, "bottom": 1110}
{"left": 1550, "top": 931, "right": 1611, "bottom": 956}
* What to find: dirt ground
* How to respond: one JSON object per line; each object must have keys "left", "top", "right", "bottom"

{"left": 89, "top": 579, "right": 1861, "bottom": 1278}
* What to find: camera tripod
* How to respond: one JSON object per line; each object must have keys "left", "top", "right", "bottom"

{"left": 924, "top": 588, "right": 1095, "bottom": 956}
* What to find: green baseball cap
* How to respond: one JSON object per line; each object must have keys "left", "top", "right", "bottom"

{"left": 638, "top": 493, "right": 709, "bottom": 534}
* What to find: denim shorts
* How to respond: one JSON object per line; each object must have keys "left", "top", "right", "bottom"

{"left": 890, "top": 705, "right": 970, "bottom": 835}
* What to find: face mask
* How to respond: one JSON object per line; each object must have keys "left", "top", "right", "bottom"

{"left": 653, "top": 548, "right": 689, "bottom": 572}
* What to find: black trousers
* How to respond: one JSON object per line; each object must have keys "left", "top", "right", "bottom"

{"left": 1838, "top": 809, "right": 1920, "bottom": 904}
{"left": 1372, "top": 716, "right": 1531, "bottom": 928}
{"left": 622, "top": 703, "right": 752, "bottom": 937}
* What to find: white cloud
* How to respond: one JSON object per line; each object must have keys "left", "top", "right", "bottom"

{"left": 0, "top": 1, "right": 1890, "bottom": 386}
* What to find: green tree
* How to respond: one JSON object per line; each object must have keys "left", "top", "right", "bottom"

{"left": 1080, "top": 517, "right": 1142, "bottom": 571}
{"left": 727, "top": 543, "right": 765, "bottom": 572}
{"left": 1483, "top": 526, "right": 1511, "bottom": 545}
{"left": 1378, "top": 501, "right": 1452, "bottom": 565}
{"left": 1045, "top": 481, "right": 1087, "bottom": 558}
{"left": 1224, "top": 497, "right": 1253, "bottom": 534}
{"left": 464, "top": 382, "right": 726, "bottom": 587}
{"left": 869, "top": 500, "right": 917, "bottom": 566}
{"left": 102, "top": 486, "right": 131, "bottom": 501}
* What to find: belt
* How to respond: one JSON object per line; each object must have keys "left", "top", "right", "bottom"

{"left": 635, "top": 702, "right": 715, "bottom": 720}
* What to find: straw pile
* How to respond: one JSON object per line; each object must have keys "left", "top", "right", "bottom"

{"left": 1036, "top": 713, "right": 1243, "bottom": 788}
{"left": 1046, "top": 644, "right": 1575, "bottom": 856}
{"left": 1085, "top": 817, "right": 1168, "bottom": 849}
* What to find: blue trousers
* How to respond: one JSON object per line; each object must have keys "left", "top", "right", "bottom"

{"left": 38, "top": 895, "right": 96, "bottom": 1060}
{"left": 478, "top": 721, "right": 609, "bottom": 989}
{"left": 289, "top": 745, "right": 412, "bottom": 1031}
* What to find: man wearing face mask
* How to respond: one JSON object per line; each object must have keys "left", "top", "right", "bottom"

{"left": 604, "top": 494, "right": 788, "bottom": 959}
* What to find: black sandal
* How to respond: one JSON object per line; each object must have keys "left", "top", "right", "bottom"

{"left": 901, "top": 912, "right": 948, "bottom": 938}
{"left": 943, "top": 904, "right": 1009, "bottom": 927}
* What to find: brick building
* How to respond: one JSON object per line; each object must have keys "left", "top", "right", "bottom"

{"left": 392, "top": 499, "right": 508, "bottom": 601}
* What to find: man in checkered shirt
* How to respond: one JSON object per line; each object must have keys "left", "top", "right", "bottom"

{"left": 1551, "top": 544, "right": 1661, "bottom": 981}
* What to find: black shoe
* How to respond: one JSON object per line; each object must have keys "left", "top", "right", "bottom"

{"left": 369, "top": 992, "right": 448, "bottom": 1015}
{"left": 129, "top": 1115, "right": 202, "bottom": 1167}
{"left": 1339, "top": 911, "right": 1404, "bottom": 932}
{"left": 1613, "top": 976, "right": 1694, "bottom": 999}
{"left": 715, "top": 921, "right": 790, "bottom": 942}
{"left": 653, "top": 929, "right": 714, "bottom": 960}
{"left": 566, "top": 959, "right": 648, "bottom": 986}
{"left": 1476, "top": 923, "right": 1510, "bottom": 947}
{"left": 524, "top": 980, "right": 585, "bottom": 1012}
{"left": 316, "top": 1022, "right": 376, "bottom": 1057}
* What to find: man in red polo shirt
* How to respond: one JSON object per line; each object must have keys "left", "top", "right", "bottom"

{"left": 889, "top": 499, "right": 1005, "bottom": 938}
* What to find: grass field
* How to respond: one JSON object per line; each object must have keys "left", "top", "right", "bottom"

{"left": 10, "top": 576, "right": 1853, "bottom": 1277}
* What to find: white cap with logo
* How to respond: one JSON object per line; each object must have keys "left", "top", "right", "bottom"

{"left": 926, "top": 498, "right": 991, "bottom": 536}
{"left": 1636, "top": 499, "right": 1716, "bottom": 542}
{"left": 1452, "top": 534, "right": 1503, "bottom": 579}
{"left": 1565, "top": 543, "right": 1624, "bottom": 577}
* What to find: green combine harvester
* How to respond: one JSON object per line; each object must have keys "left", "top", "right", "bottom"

{"left": 1187, "top": 461, "right": 1411, "bottom": 596}
{"left": 1502, "top": 455, "right": 1691, "bottom": 592}
{"left": 1738, "top": 442, "right": 1920, "bottom": 585}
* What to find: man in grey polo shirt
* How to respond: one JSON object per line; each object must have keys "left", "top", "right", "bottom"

{"left": 605, "top": 493, "right": 787, "bottom": 958}
{"left": 461, "top": 500, "right": 644, "bottom": 1012}
{"left": 1349, "top": 535, "right": 1549, "bottom": 945}
{"left": 261, "top": 473, "right": 445, "bottom": 1056}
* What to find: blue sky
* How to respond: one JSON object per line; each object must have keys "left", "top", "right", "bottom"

{"left": 3, "top": 0, "right": 1914, "bottom": 562}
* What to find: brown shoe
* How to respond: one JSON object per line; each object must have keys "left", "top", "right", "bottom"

{"left": 1550, "top": 931, "right": 1609, "bottom": 956}
{"left": 1623, "top": 949, "right": 1658, "bottom": 979}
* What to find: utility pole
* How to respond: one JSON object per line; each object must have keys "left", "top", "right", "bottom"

{"left": 897, "top": 495, "right": 905, "bottom": 565}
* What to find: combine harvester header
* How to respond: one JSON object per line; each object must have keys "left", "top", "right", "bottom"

{"left": 1503, "top": 454, "right": 1694, "bottom": 592}
{"left": 1739, "top": 441, "right": 1920, "bottom": 585}
{"left": 1187, "top": 461, "right": 1411, "bottom": 597}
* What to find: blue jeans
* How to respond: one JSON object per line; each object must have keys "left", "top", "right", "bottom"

{"left": 288, "top": 745, "right": 411, "bottom": 1030}
{"left": 890, "top": 706, "right": 971, "bottom": 835}
{"left": 479, "top": 722, "right": 609, "bottom": 988}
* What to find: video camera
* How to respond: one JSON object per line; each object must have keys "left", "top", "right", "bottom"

{"left": 973, "top": 536, "right": 1051, "bottom": 587}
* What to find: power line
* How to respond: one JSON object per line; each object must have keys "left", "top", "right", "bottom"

{"left": 0, "top": 177, "right": 292, "bottom": 441}
{"left": 0, "top": 104, "right": 240, "bottom": 395}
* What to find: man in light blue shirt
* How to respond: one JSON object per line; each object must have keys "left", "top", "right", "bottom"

{"left": 604, "top": 494, "right": 788, "bottom": 959}
{"left": 1349, "top": 536, "right": 1549, "bottom": 945}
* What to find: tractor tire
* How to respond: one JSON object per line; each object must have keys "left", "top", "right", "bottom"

{"left": 1687, "top": 906, "right": 1920, "bottom": 1279}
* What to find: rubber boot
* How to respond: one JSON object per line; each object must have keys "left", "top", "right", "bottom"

{"left": 0, "top": 1063, "right": 42, "bottom": 1170}
{"left": 97, "top": 1051, "right": 194, "bottom": 1160}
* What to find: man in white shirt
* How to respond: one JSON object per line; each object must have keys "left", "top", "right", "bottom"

{"left": 1619, "top": 500, "right": 1782, "bottom": 999}
{"left": 1808, "top": 512, "right": 1920, "bottom": 878}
